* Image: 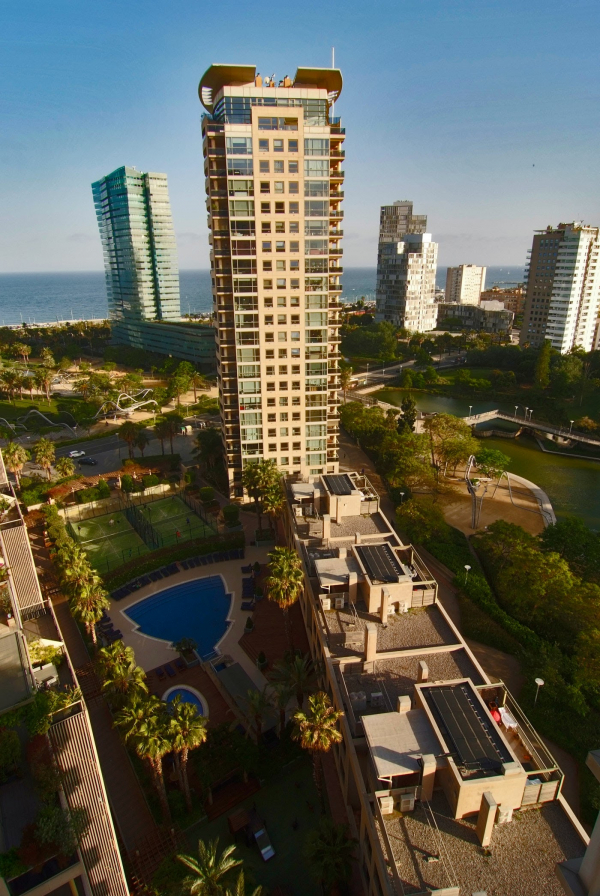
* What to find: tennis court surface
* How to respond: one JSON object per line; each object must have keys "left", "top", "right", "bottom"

{"left": 135, "top": 496, "right": 216, "bottom": 547}
{"left": 71, "top": 511, "right": 149, "bottom": 571}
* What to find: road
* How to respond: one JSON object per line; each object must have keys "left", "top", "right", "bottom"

{"left": 351, "top": 354, "right": 466, "bottom": 388}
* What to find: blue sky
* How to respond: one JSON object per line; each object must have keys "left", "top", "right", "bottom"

{"left": 1, "top": 0, "right": 598, "bottom": 272}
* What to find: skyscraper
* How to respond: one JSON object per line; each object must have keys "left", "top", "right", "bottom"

{"left": 199, "top": 64, "right": 344, "bottom": 496}
{"left": 520, "top": 222, "right": 600, "bottom": 353}
{"left": 444, "top": 264, "right": 486, "bottom": 305}
{"left": 375, "top": 201, "right": 438, "bottom": 331}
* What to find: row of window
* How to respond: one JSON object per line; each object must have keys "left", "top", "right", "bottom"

{"left": 226, "top": 137, "right": 330, "bottom": 156}
{"left": 224, "top": 220, "right": 334, "bottom": 237}
{"left": 232, "top": 295, "right": 329, "bottom": 309}
{"left": 228, "top": 200, "right": 333, "bottom": 217}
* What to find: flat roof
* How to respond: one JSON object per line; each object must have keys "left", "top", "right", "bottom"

{"left": 423, "top": 682, "right": 513, "bottom": 776}
{"left": 314, "top": 555, "right": 361, "bottom": 588}
{"left": 363, "top": 710, "right": 441, "bottom": 778}
{"left": 355, "top": 543, "right": 404, "bottom": 584}
{"left": 0, "top": 631, "right": 32, "bottom": 712}
{"left": 323, "top": 474, "right": 355, "bottom": 496}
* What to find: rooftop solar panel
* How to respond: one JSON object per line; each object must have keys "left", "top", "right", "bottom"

{"left": 424, "top": 683, "right": 512, "bottom": 776}
{"left": 323, "top": 474, "right": 354, "bottom": 496}
{"left": 355, "top": 543, "right": 403, "bottom": 583}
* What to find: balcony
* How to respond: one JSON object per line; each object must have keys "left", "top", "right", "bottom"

{"left": 329, "top": 228, "right": 343, "bottom": 237}
{"left": 329, "top": 265, "right": 343, "bottom": 274}
{"left": 207, "top": 146, "right": 226, "bottom": 156}
{"left": 330, "top": 190, "right": 344, "bottom": 200}
{"left": 209, "top": 168, "right": 227, "bottom": 177}
{"left": 329, "top": 245, "right": 343, "bottom": 256}
{"left": 329, "top": 210, "right": 344, "bottom": 219}
{"left": 329, "top": 283, "right": 343, "bottom": 292}
{"left": 330, "top": 169, "right": 345, "bottom": 179}
{"left": 330, "top": 150, "right": 345, "bottom": 159}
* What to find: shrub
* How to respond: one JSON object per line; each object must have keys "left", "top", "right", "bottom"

{"left": 0, "top": 727, "right": 21, "bottom": 782}
{"left": 142, "top": 474, "right": 160, "bottom": 490}
{"left": 223, "top": 504, "right": 239, "bottom": 527}
{"left": 199, "top": 486, "right": 215, "bottom": 503}
{"left": 0, "top": 848, "right": 26, "bottom": 880}
{"left": 120, "top": 474, "right": 135, "bottom": 493}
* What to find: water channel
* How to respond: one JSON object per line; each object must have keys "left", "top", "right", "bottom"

{"left": 376, "top": 389, "right": 600, "bottom": 529}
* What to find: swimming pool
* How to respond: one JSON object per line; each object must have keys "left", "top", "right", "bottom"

{"left": 163, "top": 685, "right": 207, "bottom": 716}
{"left": 123, "top": 575, "right": 231, "bottom": 659}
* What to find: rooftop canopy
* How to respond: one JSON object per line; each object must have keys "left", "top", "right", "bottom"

{"left": 199, "top": 64, "right": 342, "bottom": 112}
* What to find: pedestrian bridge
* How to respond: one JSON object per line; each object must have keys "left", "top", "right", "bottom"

{"left": 463, "top": 410, "right": 600, "bottom": 448}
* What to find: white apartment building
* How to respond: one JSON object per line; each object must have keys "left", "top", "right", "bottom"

{"left": 200, "top": 64, "right": 343, "bottom": 496}
{"left": 445, "top": 264, "right": 486, "bottom": 305}
{"left": 376, "top": 231, "right": 438, "bottom": 332}
{"left": 521, "top": 222, "right": 600, "bottom": 353}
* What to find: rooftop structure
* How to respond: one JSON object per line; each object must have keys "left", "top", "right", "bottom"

{"left": 200, "top": 62, "right": 344, "bottom": 496}
{"left": 282, "top": 468, "right": 588, "bottom": 895}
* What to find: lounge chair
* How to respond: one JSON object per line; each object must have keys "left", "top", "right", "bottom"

{"left": 166, "top": 563, "right": 178, "bottom": 574}
{"left": 241, "top": 601, "right": 255, "bottom": 612}
{"left": 174, "top": 658, "right": 186, "bottom": 673}
{"left": 180, "top": 560, "right": 190, "bottom": 570}
{"left": 156, "top": 666, "right": 166, "bottom": 681}
{"left": 241, "top": 564, "right": 252, "bottom": 574}
{"left": 139, "top": 575, "right": 152, "bottom": 586}
{"left": 164, "top": 663, "right": 176, "bottom": 678}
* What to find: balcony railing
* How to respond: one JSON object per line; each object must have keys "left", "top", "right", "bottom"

{"left": 330, "top": 190, "right": 344, "bottom": 199}
{"left": 330, "top": 169, "right": 345, "bottom": 179}
{"left": 329, "top": 210, "right": 344, "bottom": 219}
{"left": 330, "top": 150, "right": 345, "bottom": 159}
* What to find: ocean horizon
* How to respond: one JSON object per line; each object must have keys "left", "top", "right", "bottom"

{"left": 0, "top": 266, "right": 525, "bottom": 326}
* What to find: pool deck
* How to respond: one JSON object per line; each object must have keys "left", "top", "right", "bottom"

{"left": 109, "top": 543, "right": 271, "bottom": 692}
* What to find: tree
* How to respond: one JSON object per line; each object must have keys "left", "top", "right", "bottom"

{"left": 305, "top": 818, "right": 356, "bottom": 894}
{"left": 190, "top": 371, "right": 207, "bottom": 403}
{"left": 97, "top": 644, "right": 148, "bottom": 706}
{"left": 241, "top": 459, "right": 278, "bottom": 530}
{"left": 40, "top": 348, "right": 55, "bottom": 369}
{"left": 3, "top": 442, "right": 29, "bottom": 486}
{"left": 270, "top": 652, "right": 318, "bottom": 709}
{"left": 33, "top": 438, "right": 55, "bottom": 480}
{"left": 534, "top": 339, "right": 552, "bottom": 389}
{"left": 292, "top": 691, "right": 343, "bottom": 808}
{"left": 12, "top": 342, "right": 30, "bottom": 365}
{"left": 154, "top": 419, "right": 171, "bottom": 455}
{"left": 261, "top": 481, "right": 285, "bottom": 533}
{"left": 119, "top": 421, "right": 139, "bottom": 460}
{"left": 194, "top": 427, "right": 224, "bottom": 471}
{"left": 474, "top": 447, "right": 510, "bottom": 479}
{"left": 168, "top": 373, "right": 192, "bottom": 407}
{"left": 33, "top": 368, "right": 52, "bottom": 402}
{"left": 115, "top": 694, "right": 171, "bottom": 820}
{"left": 177, "top": 838, "right": 242, "bottom": 896}
{"left": 55, "top": 456, "right": 75, "bottom": 479}
{"left": 397, "top": 395, "right": 417, "bottom": 433}
{"left": 271, "top": 681, "right": 294, "bottom": 736}
{"left": 339, "top": 363, "right": 353, "bottom": 403}
{"left": 1, "top": 369, "right": 21, "bottom": 402}
{"left": 423, "top": 414, "right": 478, "bottom": 479}
{"left": 135, "top": 429, "right": 149, "bottom": 457}
{"left": 223, "top": 871, "right": 263, "bottom": 896}
{"left": 245, "top": 687, "right": 272, "bottom": 743}
{"left": 396, "top": 497, "right": 450, "bottom": 545}
{"left": 70, "top": 582, "right": 110, "bottom": 647}
{"left": 169, "top": 696, "right": 208, "bottom": 811}
{"left": 265, "top": 547, "right": 304, "bottom": 649}
{"left": 540, "top": 516, "right": 600, "bottom": 584}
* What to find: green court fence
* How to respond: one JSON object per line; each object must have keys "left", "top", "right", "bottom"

{"left": 124, "top": 503, "right": 162, "bottom": 550}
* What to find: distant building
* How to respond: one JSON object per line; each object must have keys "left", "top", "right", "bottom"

{"left": 375, "top": 202, "right": 437, "bottom": 331}
{"left": 520, "top": 222, "right": 600, "bottom": 353}
{"left": 480, "top": 284, "right": 526, "bottom": 316}
{"left": 92, "top": 166, "right": 215, "bottom": 370}
{"left": 437, "top": 301, "right": 514, "bottom": 333}
{"left": 445, "top": 264, "right": 486, "bottom": 305}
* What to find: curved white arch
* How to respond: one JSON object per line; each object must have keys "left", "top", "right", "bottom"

{"left": 162, "top": 684, "right": 209, "bottom": 718}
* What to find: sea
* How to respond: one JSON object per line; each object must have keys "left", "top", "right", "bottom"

{"left": 0, "top": 266, "right": 525, "bottom": 327}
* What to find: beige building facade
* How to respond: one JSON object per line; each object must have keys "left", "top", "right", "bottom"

{"left": 444, "top": 263, "right": 486, "bottom": 305}
{"left": 200, "top": 64, "right": 343, "bottom": 496}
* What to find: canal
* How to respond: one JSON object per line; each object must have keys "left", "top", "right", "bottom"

{"left": 376, "top": 389, "right": 600, "bottom": 529}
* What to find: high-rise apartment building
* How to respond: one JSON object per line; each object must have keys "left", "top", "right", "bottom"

{"left": 444, "top": 264, "right": 486, "bottom": 305}
{"left": 92, "top": 166, "right": 215, "bottom": 369}
{"left": 199, "top": 64, "right": 344, "bottom": 496}
{"left": 520, "top": 222, "right": 600, "bottom": 353}
{"left": 375, "top": 208, "right": 438, "bottom": 331}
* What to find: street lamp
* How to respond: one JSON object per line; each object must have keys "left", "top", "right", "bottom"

{"left": 534, "top": 677, "right": 545, "bottom": 706}
{"left": 464, "top": 564, "right": 471, "bottom": 583}
{"left": 468, "top": 405, "right": 472, "bottom": 418}
{"left": 514, "top": 405, "right": 518, "bottom": 418}
{"left": 399, "top": 492, "right": 405, "bottom": 505}
{"left": 569, "top": 420, "right": 574, "bottom": 434}
{"left": 524, "top": 406, "right": 529, "bottom": 420}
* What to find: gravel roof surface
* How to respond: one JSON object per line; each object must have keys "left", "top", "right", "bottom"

{"left": 381, "top": 790, "right": 585, "bottom": 895}
{"left": 377, "top": 606, "right": 458, "bottom": 652}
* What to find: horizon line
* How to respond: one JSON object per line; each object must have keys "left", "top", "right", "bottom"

{"left": 0, "top": 263, "right": 525, "bottom": 276}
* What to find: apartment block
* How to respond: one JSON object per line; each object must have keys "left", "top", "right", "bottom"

{"left": 0, "top": 461, "right": 128, "bottom": 896}
{"left": 520, "top": 222, "right": 600, "bottom": 352}
{"left": 376, "top": 232, "right": 438, "bottom": 332}
{"left": 377, "top": 200, "right": 427, "bottom": 245}
{"left": 199, "top": 64, "right": 344, "bottom": 495}
{"left": 282, "top": 470, "right": 588, "bottom": 896}
{"left": 444, "top": 264, "right": 486, "bottom": 305}
{"left": 92, "top": 166, "right": 215, "bottom": 369}
{"left": 480, "top": 284, "right": 526, "bottom": 315}
{"left": 437, "top": 300, "right": 514, "bottom": 333}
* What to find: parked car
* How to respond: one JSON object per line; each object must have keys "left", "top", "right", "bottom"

{"left": 69, "top": 450, "right": 85, "bottom": 458}
{"left": 78, "top": 457, "right": 98, "bottom": 466}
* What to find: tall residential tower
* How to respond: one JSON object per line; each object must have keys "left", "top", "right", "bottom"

{"left": 375, "top": 201, "right": 438, "bottom": 332}
{"left": 445, "top": 264, "right": 486, "bottom": 305}
{"left": 200, "top": 64, "right": 344, "bottom": 496}
{"left": 520, "top": 222, "right": 600, "bottom": 353}
{"left": 92, "top": 166, "right": 215, "bottom": 368}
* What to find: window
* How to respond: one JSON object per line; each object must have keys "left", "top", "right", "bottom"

{"left": 304, "top": 138, "right": 329, "bottom": 156}
{"left": 264, "top": 315, "right": 274, "bottom": 325}
{"left": 267, "top": 384, "right": 275, "bottom": 392}
{"left": 276, "top": 260, "right": 286, "bottom": 271}
{"left": 289, "top": 241, "right": 300, "bottom": 254}
{"left": 278, "top": 349, "right": 287, "bottom": 358}
{"left": 278, "top": 315, "right": 287, "bottom": 324}
{"left": 275, "top": 221, "right": 285, "bottom": 233}
{"left": 229, "top": 200, "right": 255, "bottom": 217}
{"left": 290, "top": 278, "right": 300, "bottom": 289}
{"left": 264, "top": 297, "right": 273, "bottom": 308}
{"left": 279, "top": 397, "right": 288, "bottom": 406}
{"left": 259, "top": 139, "right": 269, "bottom": 151}
{"left": 290, "top": 259, "right": 299, "bottom": 270}
{"left": 293, "top": 411, "right": 300, "bottom": 420}
{"left": 289, "top": 160, "right": 298, "bottom": 173}
{"left": 274, "top": 160, "right": 284, "bottom": 173}
{"left": 292, "top": 396, "right": 301, "bottom": 405}
{"left": 263, "top": 278, "right": 273, "bottom": 289}
{"left": 275, "top": 202, "right": 285, "bottom": 214}
{"left": 226, "top": 136, "right": 253, "bottom": 155}
{"left": 277, "top": 297, "right": 287, "bottom": 306}
{"left": 279, "top": 382, "right": 288, "bottom": 390}
{"left": 261, "top": 221, "right": 271, "bottom": 233}
{"left": 288, "top": 139, "right": 298, "bottom": 152}
{"left": 305, "top": 239, "right": 328, "bottom": 255}
{"left": 280, "top": 412, "right": 288, "bottom": 421}
{"left": 274, "top": 139, "right": 284, "bottom": 151}
{"left": 259, "top": 160, "right": 270, "bottom": 173}
{"left": 265, "top": 348, "right": 274, "bottom": 358}
{"left": 289, "top": 202, "right": 299, "bottom": 214}
{"left": 231, "top": 220, "right": 255, "bottom": 236}
{"left": 304, "top": 159, "right": 329, "bottom": 176}
{"left": 278, "top": 331, "right": 287, "bottom": 342}
{"left": 276, "top": 241, "right": 285, "bottom": 253}
{"left": 266, "top": 366, "right": 275, "bottom": 376}
{"left": 274, "top": 181, "right": 284, "bottom": 193}
{"left": 258, "top": 117, "right": 298, "bottom": 131}
{"left": 267, "top": 413, "right": 276, "bottom": 422}
{"left": 260, "top": 182, "right": 270, "bottom": 194}
{"left": 290, "top": 297, "right": 300, "bottom": 307}
{"left": 262, "top": 261, "right": 272, "bottom": 272}
{"left": 289, "top": 221, "right": 299, "bottom": 233}
{"left": 268, "top": 429, "right": 276, "bottom": 437}
{"left": 262, "top": 241, "right": 272, "bottom": 252}
{"left": 268, "top": 443, "right": 276, "bottom": 450}
{"left": 305, "top": 180, "right": 328, "bottom": 196}
{"left": 305, "top": 220, "right": 328, "bottom": 235}
{"left": 229, "top": 179, "right": 254, "bottom": 196}
{"left": 291, "top": 315, "right": 300, "bottom": 325}
{"left": 280, "top": 457, "right": 289, "bottom": 465}
{"left": 267, "top": 398, "right": 276, "bottom": 406}
{"left": 305, "top": 201, "right": 327, "bottom": 217}
{"left": 279, "top": 365, "right": 288, "bottom": 374}
{"left": 291, "top": 331, "right": 300, "bottom": 341}
{"left": 277, "top": 279, "right": 286, "bottom": 290}
{"left": 261, "top": 202, "right": 271, "bottom": 214}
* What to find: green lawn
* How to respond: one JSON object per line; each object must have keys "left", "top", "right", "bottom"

{"left": 0, "top": 396, "right": 96, "bottom": 429}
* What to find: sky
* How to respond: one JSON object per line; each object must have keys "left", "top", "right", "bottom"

{"left": 1, "top": 0, "right": 599, "bottom": 273}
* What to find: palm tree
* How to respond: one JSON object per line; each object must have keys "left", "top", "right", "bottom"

{"left": 1, "top": 369, "right": 21, "bottom": 403}
{"left": 224, "top": 871, "right": 263, "bottom": 896}
{"left": 271, "top": 681, "right": 293, "bottom": 736}
{"left": 40, "top": 348, "right": 55, "bottom": 369}
{"left": 154, "top": 419, "right": 171, "bottom": 455}
{"left": 3, "top": 442, "right": 29, "bottom": 486}
{"left": 12, "top": 342, "right": 30, "bottom": 365}
{"left": 245, "top": 687, "right": 272, "bottom": 744}
{"left": 304, "top": 818, "right": 356, "bottom": 894}
{"left": 177, "top": 838, "right": 242, "bottom": 895}
{"left": 169, "top": 696, "right": 208, "bottom": 811}
{"left": 339, "top": 363, "right": 353, "bottom": 403}
{"left": 194, "top": 427, "right": 223, "bottom": 472}
{"left": 265, "top": 546, "right": 304, "bottom": 650}
{"left": 291, "top": 691, "right": 343, "bottom": 808}
{"left": 115, "top": 695, "right": 171, "bottom": 820}
{"left": 119, "top": 421, "right": 139, "bottom": 460}
{"left": 96, "top": 640, "right": 131, "bottom": 677}
{"left": 270, "top": 652, "right": 318, "bottom": 709}
{"left": 70, "top": 583, "right": 110, "bottom": 647}
{"left": 55, "top": 456, "right": 76, "bottom": 479}
{"left": 135, "top": 429, "right": 149, "bottom": 457}
{"left": 241, "top": 459, "right": 278, "bottom": 532}
{"left": 98, "top": 646, "right": 148, "bottom": 706}
{"left": 190, "top": 371, "right": 206, "bottom": 403}
{"left": 34, "top": 367, "right": 52, "bottom": 403}
{"left": 261, "top": 482, "right": 285, "bottom": 534}
{"left": 33, "top": 438, "right": 56, "bottom": 480}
